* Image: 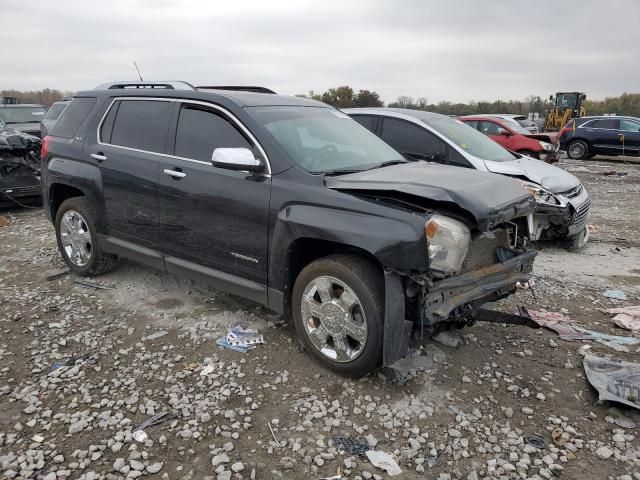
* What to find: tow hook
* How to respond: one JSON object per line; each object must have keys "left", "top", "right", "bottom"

{"left": 476, "top": 305, "right": 540, "bottom": 329}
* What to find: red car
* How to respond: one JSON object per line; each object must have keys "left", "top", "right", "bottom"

{"left": 459, "top": 116, "right": 560, "bottom": 163}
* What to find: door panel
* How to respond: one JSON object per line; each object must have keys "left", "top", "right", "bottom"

{"left": 87, "top": 99, "right": 173, "bottom": 249}
{"left": 619, "top": 119, "right": 640, "bottom": 155}
{"left": 585, "top": 118, "right": 620, "bottom": 153}
{"left": 158, "top": 103, "right": 271, "bottom": 284}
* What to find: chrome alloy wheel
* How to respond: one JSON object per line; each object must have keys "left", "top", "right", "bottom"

{"left": 568, "top": 142, "right": 586, "bottom": 159}
{"left": 59, "top": 210, "right": 92, "bottom": 267}
{"left": 301, "top": 275, "right": 367, "bottom": 363}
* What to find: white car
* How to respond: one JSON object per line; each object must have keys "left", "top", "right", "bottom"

{"left": 344, "top": 108, "right": 590, "bottom": 247}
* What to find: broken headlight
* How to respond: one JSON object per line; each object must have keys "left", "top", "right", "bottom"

{"left": 538, "top": 141, "right": 555, "bottom": 152}
{"left": 519, "top": 181, "right": 562, "bottom": 207}
{"left": 425, "top": 214, "right": 470, "bottom": 273}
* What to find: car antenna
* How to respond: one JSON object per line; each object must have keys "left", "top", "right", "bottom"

{"left": 133, "top": 61, "right": 144, "bottom": 81}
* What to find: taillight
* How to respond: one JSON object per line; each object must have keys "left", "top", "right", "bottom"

{"left": 41, "top": 135, "right": 51, "bottom": 159}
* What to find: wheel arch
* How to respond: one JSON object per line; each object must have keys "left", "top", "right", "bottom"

{"left": 49, "top": 183, "right": 86, "bottom": 221}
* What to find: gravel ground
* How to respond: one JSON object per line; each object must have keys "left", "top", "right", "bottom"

{"left": 1, "top": 158, "right": 639, "bottom": 480}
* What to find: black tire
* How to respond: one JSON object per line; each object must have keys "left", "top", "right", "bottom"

{"left": 54, "top": 197, "right": 118, "bottom": 276}
{"left": 518, "top": 149, "right": 538, "bottom": 159}
{"left": 292, "top": 254, "right": 384, "bottom": 377}
{"left": 567, "top": 140, "right": 589, "bottom": 160}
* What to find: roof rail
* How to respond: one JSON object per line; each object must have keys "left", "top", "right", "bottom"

{"left": 94, "top": 81, "right": 196, "bottom": 91}
{"left": 196, "top": 86, "right": 276, "bottom": 94}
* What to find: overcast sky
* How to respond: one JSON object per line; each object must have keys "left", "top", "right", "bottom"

{"left": 1, "top": 0, "right": 638, "bottom": 103}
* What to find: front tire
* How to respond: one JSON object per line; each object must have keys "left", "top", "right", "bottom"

{"left": 292, "top": 254, "right": 384, "bottom": 377}
{"left": 55, "top": 197, "right": 118, "bottom": 276}
{"left": 567, "top": 140, "right": 589, "bottom": 160}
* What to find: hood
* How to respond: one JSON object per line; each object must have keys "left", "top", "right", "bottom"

{"left": 325, "top": 162, "right": 535, "bottom": 231}
{"left": 2, "top": 123, "right": 41, "bottom": 137}
{"left": 525, "top": 132, "right": 559, "bottom": 144}
{"left": 483, "top": 157, "right": 579, "bottom": 193}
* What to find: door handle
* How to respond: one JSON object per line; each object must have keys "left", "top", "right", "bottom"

{"left": 90, "top": 153, "right": 107, "bottom": 162}
{"left": 163, "top": 169, "right": 186, "bottom": 179}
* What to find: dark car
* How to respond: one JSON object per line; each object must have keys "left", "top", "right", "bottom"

{"left": 41, "top": 81, "right": 537, "bottom": 376}
{"left": 560, "top": 116, "right": 640, "bottom": 159}
{"left": 0, "top": 104, "right": 48, "bottom": 138}
{"left": 0, "top": 128, "right": 42, "bottom": 208}
{"left": 41, "top": 99, "right": 71, "bottom": 138}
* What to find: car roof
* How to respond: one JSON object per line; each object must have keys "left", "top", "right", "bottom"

{"left": 79, "top": 87, "right": 326, "bottom": 109}
{"left": 0, "top": 104, "right": 47, "bottom": 108}
{"left": 343, "top": 107, "right": 450, "bottom": 124}
{"left": 577, "top": 115, "right": 639, "bottom": 121}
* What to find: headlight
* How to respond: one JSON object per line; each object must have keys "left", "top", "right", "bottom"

{"left": 425, "top": 215, "right": 470, "bottom": 273}
{"left": 538, "top": 141, "right": 555, "bottom": 151}
{"left": 519, "top": 181, "right": 562, "bottom": 206}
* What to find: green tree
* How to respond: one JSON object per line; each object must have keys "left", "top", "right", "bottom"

{"left": 320, "top": 86, "right": 356, "bottom": 108}
{"left": 354, "top": 89, "right": 383, "bottom": 107}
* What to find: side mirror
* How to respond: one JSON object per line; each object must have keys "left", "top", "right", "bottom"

{"left": 211, "top": 148, "right": 264, "bottom": 173}
{"left": 498, "top": 128, "right": 510, "bottom": 136}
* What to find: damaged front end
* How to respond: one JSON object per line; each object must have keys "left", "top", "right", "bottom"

{"left": 0, "top": 128, "right": 42, "bottom": 208}
{"left": 383, "top": 217, "right": 536, "bottom": 366}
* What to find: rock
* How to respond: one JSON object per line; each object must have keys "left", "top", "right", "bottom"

{"left": 130, "top": 459, "right": 145, "bottom": 471}
{"left": 433, "top": 330, "right": 463, "bottom": 349}
{"left": 504, "top": 407, "right": 513, "bottom": 418}
{"left": 522, "top": 407, "right": 534, "bottom": 415}
{"left": 147, "top": 462, "right": 164, "bottom": 474}
{"left": 595, "top": 446, "right": 613, "bottom": 459}
{"left": 231, "top": 462, "right": 244, "bottom": 473}
{"left": 113, "top": 458, "right": 126, "bottom": 471}
{"left": 212, "top": 453, "right": 230, "bottom": 467}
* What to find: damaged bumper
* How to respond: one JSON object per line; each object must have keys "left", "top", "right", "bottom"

{"left": 423, "top": 250, "right": 536, "bottom": 321}
{"left": 529, "top": 186, "right": 590, "bottom": 241}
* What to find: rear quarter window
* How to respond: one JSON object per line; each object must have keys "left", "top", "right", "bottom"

{"left": 50, "top": 97, "right": 97, "bottom": 138}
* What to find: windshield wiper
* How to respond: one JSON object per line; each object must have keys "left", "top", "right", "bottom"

{"left": 320, "top": 159, "right": 409, "bottom": 176}
{"left": 361, "top": 159, "right": 410, "bottom": 171}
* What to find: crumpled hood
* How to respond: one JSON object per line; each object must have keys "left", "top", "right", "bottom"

{"left": 483, "top": 157, "right": 580, "bottom": 193}
{"left": 1, "top": 123, "right": 41, "bottom": 137}
{"left": 326, "top": 162, "right": 535, "bottom": 231}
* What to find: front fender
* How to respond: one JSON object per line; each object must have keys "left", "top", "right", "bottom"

{"left": 269, "top": 203, "right": 427, "bottom": 293}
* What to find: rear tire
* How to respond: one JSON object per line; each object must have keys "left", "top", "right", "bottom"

{"left": 292, "top": 254, "right": 384, "bottom": 377}
{"left": 55, "top": 197, "right": 118, "bottom": 276}
{"left": 567, "top": 140, "right": 589, "bottom": 160}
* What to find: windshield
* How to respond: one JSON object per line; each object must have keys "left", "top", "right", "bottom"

{"left": 44, "top": 103, "right": 68, "bottom": 121}
{"left": 557, "top": 93, "right": 578, "bottom": 110}
{"left": 498, "top": 117, "right": 531, "bottom": 135}
{"left": 0, "top": 106, "right": 48, "bottom": 124}
{"left": 428, "top": 116, "right": 516, "bottom": 162}
{"left": 248, "top": 106, "right": 404, "bottom": 173}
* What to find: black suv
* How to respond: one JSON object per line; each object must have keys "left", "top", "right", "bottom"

{"left": 42, "top": 81, "right": 537, "bottom": 376}
{"left": 561, "top": 116, "right": 640, "bottom": 159}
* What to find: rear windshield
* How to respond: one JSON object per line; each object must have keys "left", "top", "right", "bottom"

{"left": 427, "top": 116, "right": 516, "bottom": 162}
{"left": 44, "top": 103, "right": 68, "bottom": 121}
{"left": 0, "top": 106, "right": 48, "bottom": 124}
{"left": 51, "top": 97, "right": 97, "bottom": 139}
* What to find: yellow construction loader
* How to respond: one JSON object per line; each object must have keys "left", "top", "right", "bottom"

{"left": 544, "top": 92, "right": 586, "bottom": 132}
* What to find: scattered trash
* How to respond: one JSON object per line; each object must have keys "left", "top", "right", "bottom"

{"left": 524, "top": 433, "right": 548, "bottom": 449}
{"left": 432, "top": 330, "right": 463, "bottom": 349}
{"left": 143, "top": 330, "right": 169, "bottom": 341}
{"left": 426, "top": 454, "right": 438, "bottom": 467}
{"left": 604, "top": 289, "right": 628, "bottom": 301}
{"left": 572, "top": 326, "right": 639, "bottom": 352}
{"left": 216, "top": 322, "right": 264, "bottom": 353}
{"left": 49, "top": 353, "right": 92, "bottom": 372}
{"left": 200, "top": 364, "right": 215, "bottom": 376}
{"left": 74, "top": 279, "right": 114, "bottom": 290}
{"left": 226, "top": 322, "right": 264, "bottom": 347}
{"left": 332, "top": 435, "right": 369, "bottom": 458}
{"left": 45, "top": 267, "right": 70, "bottom": 281}
{"left": 0, "top": 215, "right": 10, "bottom": 227}
{"left": 319, "top": 468, "right": 342, "bottom": 480}
{"left": 267, "top": 421, "right": 282, "bottom": 447}
{"left": 133, "top": 411, "right": 173, "bottom": 442}
{"left": 31, "top": 434, "right": 44, "bottom": 443}
{"left": 529, "top": 310, "right": 640, "bottom": 351}
{"left": 584, "top": 354, "right": 640, "bottom": 410}
{"left": 551, "top": 428, "right": 571, "bottom": 446}
{"left": 365, "top": 450, "right": 402, "bottom": 476}
{"left": 614, "top": 417, "right": 636, "bottom": 429}
{"left": 600, "top": 171, "right": 628, "bottom": 177}
{"left": 605, "top": 305, "right": 640, "bottom": 331}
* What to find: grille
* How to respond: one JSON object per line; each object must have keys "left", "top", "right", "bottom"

{"left": 572, "top": 199, "right": 590, "bottom": 228}
{"left": 461, "top": 228, "right": 510, "bottom": 273}
{"left": 561, "top": 185, "right": 582, "bottom": 198}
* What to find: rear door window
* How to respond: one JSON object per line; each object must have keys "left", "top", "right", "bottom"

{"left": 620, "top": 119, "right": 640, "bottom": 131}
{"left": 351, "top": 115, "right": 377, "bottom": 133}
{"left": 50, "top": 97, "right": 97, "bottom": 139}
{"left": 381, "top": 117, "right": 446, "bottom": 161}
{"left": 174, "top": 104, "right": 252, "bottom": 162}
{"left": 590, "top": 118, "right": 619, "bottom": 129}
{"left": 44, "top": 103, "right": 67, "bottom": 121}
{"left": 108, "top": 99, "right": 172, "bottom": 153}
